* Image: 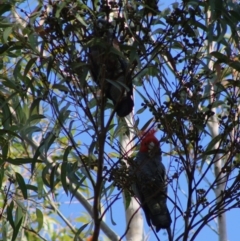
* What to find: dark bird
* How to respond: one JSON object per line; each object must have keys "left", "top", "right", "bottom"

{"left": 88, "top": 20, "right": 134, "bottom": 117}
{"left": 130, "top": 129, "right": 172, "bottom": 232}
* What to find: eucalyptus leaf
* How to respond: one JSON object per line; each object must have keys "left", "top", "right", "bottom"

{"left": 15, "top": 172, "right": 28, "bottom": 199}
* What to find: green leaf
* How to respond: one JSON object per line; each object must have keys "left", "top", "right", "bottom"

{"left": 216, "top": 19, "right": 227, "bottom": 43}
{"left": 108, "top": 152, "right": 119, "bottom": 158}
{"left": 3, "top": 27, "right": 12, "bottom": 42}
{"left": 206, "top": 134, "right": 223, "bottom": 151}
{"left": 14, "top": 199, "right": 25, "bottom": 210}
{"left": 141, "top": 117, "right": 154, "bottom": 131}
{"left": 70, "top": 176, "right": 87, "bottom": 203}
{"left": 229, "top": 61, "right": 240, "bottom": 72}
{"left": 0, "top": 3, "right": 12, "bottom": 15}
{"left": 44, "top": 132, "right": 57, "bottom": 153}
{"left": 0, "top": 96, "right": 12, "bottom": 129}
{"left": 15, "top": 206, "right": 23, "bottom": 227}
{"left": 50, "top": 163, "right": 60, "bottom": 192}
{"left": 89, "top": 141, "right": 96, "bottom": 155}
{"left": 33, "top": 132, "right": 57, "bottom": 166}
{"left": 13, "top": 58, "right": 23, "bottom": 82}
{"left": 30, "top": 98, "right": 42, "bottom": 116}
{"left": 52, "top": 96, "right": 60, "bottom": 113}
{"left": 36, "top": 208, "right": 43, "bottom": 232}
{"left": 61, "top": 161, "right": 68, "bottom": 196}
{"left": 63, "top": 146, "right": 72, "bottom": 162}
{"left": 2, "top": 220, "right": 8, "bottom": 241}
{"left": 24, "top": 57, "right": 37, "bottom": 77}
{"left": 211, "top": 100, "right": 225, "bottom": 108}
{"left": 7, "top": 158, "right": 43, "bottom": 165}
{"left": 74, "top": 223, "right": 89, "bottom": 241}
{"left": 210, "top": 51, "right": 228, "bottom": 63}
{"left": 149, "top": 65, "right": 159, "bottom": 76}
{"left": 52, "top": 84, "right": 69, "bottom": 92}
{"left": 42, "top": 164, "right": 51, "bottom": 188}
{"left": 0, "top": 21, "right": 12, "bottom": 28}
{"left": 87, "top": 98, "right": 97, "bottom": 109}
{"left": 202, "top": 149, "right": 226, "bottom": 155}
{"left": 101, "top": 183, "right": 116, "bottom": 225}
{"left": 108, "top": 119, "right": 115, "bottom": 145}
{"left": 201, "top": 134, "right": 224, "bottom": 168}
{"left": 7, "top": 201, "right": 15, "bottom": 228}
{"left": 68, "top": 120, "right": 75, "bottom": 139}
{"left": 0, "top": 167, "right": 4, "bottom": 189}
{"left": 0, "top": 137, "right": 9, "bottom": 159}
{"left": 28, "top": 114, "right": 46, "bottom": 123}
{"left": 110, "top": 203, "right": 116, "bottom": 226}
{"left": 58, "top": 104, "right": 71, "bottom": 125}
{"left": 46, "top": 57, "right": 54, "bottom": 79}
{"left": 25, "top": 184, "right": 38, "bottom": 192}
{"left": 129, "top": 44, "right": 139, "bottom": 64}
{"left": 105, "top": 78, "right": 129, "bottom": 92}
{"left": 15, "top": 172, "right": 28, "bottom": 199}
{"left": 61, "top": 146, "right": 72, "bottom": 195}
{"left": 0, "top": 43, "right": 11, "bottom": 54}
{"left": 37, "top": 175, "right": 44, "bottom": 199}
{"left": 0, "top": 129, "right": 21, "bottom": 140}
{"left": 124, "top": 189, "right": 131, "bottom": 210}
{"left": 24, "top": 126, "right": 42, "bottom": 136}
{"left": 75, "top": 13, "right": 88, "bottom": 27}
{"left": 12, "top": 216, "right": 22, "bottom": 241}
{"left": 54, "top": 1, "right": 66, "bottom": 17}
{"left": 136, "top": 106, "right": 146, "bottom": 114}
{"left": 109, "top": 45, "right": 125, "bottom": 58}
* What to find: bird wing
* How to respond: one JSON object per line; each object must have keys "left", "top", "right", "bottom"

{"left": 132, "top": 181, "right": 151, "bottom": 227}
{"left": 132, "top": 153, "right": 171, "bottom": 230}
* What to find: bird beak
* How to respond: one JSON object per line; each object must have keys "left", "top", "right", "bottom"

{"left": 148, "top": 142, "right": 155, "bottom": 150}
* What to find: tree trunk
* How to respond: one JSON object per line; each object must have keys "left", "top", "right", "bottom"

{"left": 121, "top": 116, "right": 144, "bottom": 241}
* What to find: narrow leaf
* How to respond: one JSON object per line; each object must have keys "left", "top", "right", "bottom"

{"left": 52, "top": 84, "right": 69, "bottom": 92}
{"left": 30, "top": 98, "right": 42, "bottom": 116}
{"left": 36, "top": 208, "right": 43, "bottom": 232}
{"left": 0, "top": 3, "right": 12, "bottom": 15}
{"left": 24, "top": 57, "right": 37, "bottom": 77}
{"left": 15, "top": 206, "right": 23, "bottom": 227}
{"left": 11, "top": 217, "right": 22, "bottom": 241}
{"left": 25, "top": 184, "right": 38, "bottom": 192}
{"left": 7, "top": 158, "right": 43, "bottom": 165}
{"left": 0, "top": 167, "right": 4, "bottom": 189}
{"left": 124, "top": 189, "right": 131, "bottom": 210}
{"left": 141, "top": 117, "right": 154, "bottom": 131}
{"left": 74, "top": 223, "right": 89, "bottom": 241}
{"left": 136, "top": 106, "right": 146, "bottom": 114}
{"left": 3, "top": 27, "right": 12, "bottom": 42}
{"left": 61, "top": 161, "right": 68, "bottom": 196}
{"left": 15, "top": 172, "right": 28, "bottom": 199}
{"left": 7, "top": 201, "right": 15, "bottom": 228}
{"left": 50, "top": 164, "right": 57, "bottom": 192}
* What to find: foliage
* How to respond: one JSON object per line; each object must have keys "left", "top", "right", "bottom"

{"left": 0, "top": 0, "right": 240, "bottom": 240}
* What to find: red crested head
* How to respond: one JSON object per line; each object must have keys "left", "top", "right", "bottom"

{"left": 140, "top": 129, "right": 159, "bottom": 152}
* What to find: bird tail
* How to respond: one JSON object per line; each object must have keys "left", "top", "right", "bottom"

{"left": 115, "top": 95, "right": 134, "bottom": 117}
{"left": 148, "top": 199, "right": 172, "bottom": 231}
